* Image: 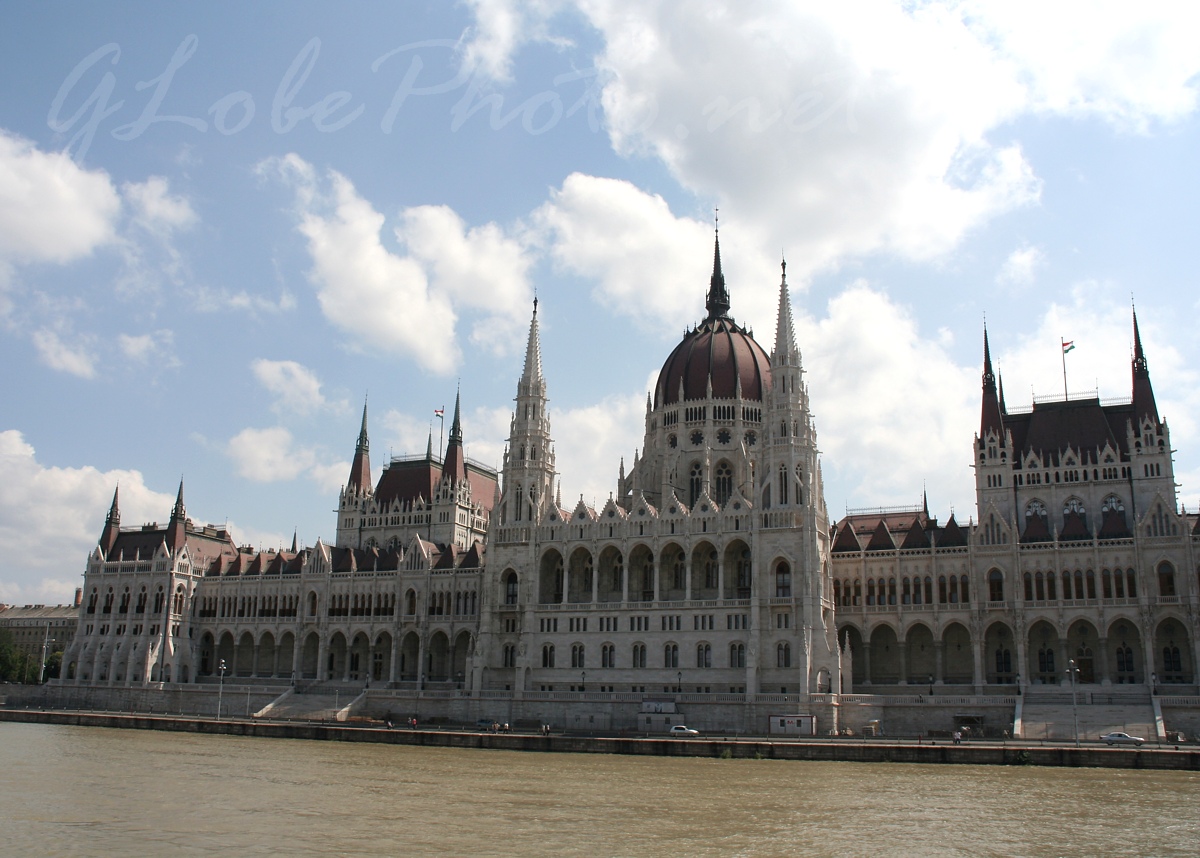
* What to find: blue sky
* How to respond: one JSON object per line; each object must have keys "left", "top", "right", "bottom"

{"left": 2, "top": 1, "right": 1199, "bottom": 604}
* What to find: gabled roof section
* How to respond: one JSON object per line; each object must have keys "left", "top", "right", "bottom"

{"left": 832, "top": 523, "right": 862, "bottom": 553}
{"left": 1021, "top": 513, "right": 1052, "bottom": 543}
{"left": 865, "top": 520, "right": 896, "bottom": 551}
{"left": 1059, "top": 510, "right": 1090, "bottom": 541}
{"left": 434, "top": 543, "right": 458, "bottom": 570}
{"left": 937, "top": 515, "right": 967, "bottom": 547}
{"left": 459, "top": 541, "right": 484, "bottom": 569}
{"left": 900, "top": 517, "right": 930, "bottom": 549}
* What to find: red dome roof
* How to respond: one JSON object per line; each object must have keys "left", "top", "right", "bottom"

{"left": 653, "top": 233, "right": 771, "bottom": 407}
{"left": 655, "top": 315, "right": 771, "bottom": 406}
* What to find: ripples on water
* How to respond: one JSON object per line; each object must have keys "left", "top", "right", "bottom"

{"left": 2, "top": 722, "right": 1197, "bottom": 857}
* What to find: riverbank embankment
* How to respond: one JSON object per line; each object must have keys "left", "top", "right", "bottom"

{"left": 3, "top": 709, "right": 1198, "bottom": 769}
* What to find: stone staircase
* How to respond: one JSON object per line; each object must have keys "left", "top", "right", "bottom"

{"left": 1019, "top": 688, "right": 1157, "bottom": 741}
{"left": 255, "top": 684, "right": 365, "bottom": 722}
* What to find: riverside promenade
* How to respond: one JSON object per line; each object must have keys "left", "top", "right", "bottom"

{"left": 3, "top": 709, "right": 1198, "bottom": 770}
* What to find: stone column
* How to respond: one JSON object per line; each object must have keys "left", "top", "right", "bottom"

{"left": 685, "top": 555, "right": 693, "bottom": 602}
{"left": 591, "top": 556, "right": 599, "bottom": 603}
{"left": 898, "top": 638, "right": 908, "bottom": 685}
{"left": 1097, "top": 636, "right": 1110, "bottom": 687}
{"left": 1059, "top": 636, "right": 1070, "bottom": 686}
{"left": 934, "top": 641, "right": 944, "bottom": 685}
{"left": 389, "top": 634, "right": 400, "bottom": 683}
{"left": 861, "top": 636, "right": 872, "bottom": 686}
{"left": 717, "top": 557, "right": 725, "bottom": 602}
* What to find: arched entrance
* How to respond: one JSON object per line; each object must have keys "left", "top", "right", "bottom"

{"left": 1067, "top": 619, "right": 1099, "bottom": 684}
{"left": 868, "top": 625, "right": 899, "bottom": 684}
{"left": 427, "top": 631, "right": 450, "bottom": 682}
{"left": 984, "top": 622, "right": 1015, "bottom": 684}
{"left": 1106, "top": 618, "right": 1142, "bottom": 684}
{"left": 838, "top": 625, "right": 865, "bottom": 688}
{"left": 905, "top": 623, "right": 935, "bottom": 686}
{"left": 942, "top": 623, "right": 973, "bottom": 684}
{"left": 1155, "top": 617, "right": 1193, "bottom": 685}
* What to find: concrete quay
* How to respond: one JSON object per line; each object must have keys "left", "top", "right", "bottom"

{"left": 2, "top": 709, "right": 1198, "bottom": 770}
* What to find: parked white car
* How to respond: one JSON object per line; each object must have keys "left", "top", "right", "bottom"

{"left": 1100, "top": 731, "right": 1145, "bottom": 746}
{"left": 669, "top": 725, "right": 699, "bottom": 736}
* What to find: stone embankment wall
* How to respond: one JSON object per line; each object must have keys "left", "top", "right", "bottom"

{"left": 2, "top": 709, "right": 1198, "bottom": 770}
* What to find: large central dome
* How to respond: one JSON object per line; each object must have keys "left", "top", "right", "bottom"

{"left": 653, "top": 235, "right": 772, "bottom": 407}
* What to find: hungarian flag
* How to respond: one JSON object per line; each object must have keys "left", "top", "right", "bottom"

{"left": 1062, "top": 341, "right": 1075, "bottom": 354}
{"left": 434, "top": 407, "right": 444, "bottom": 416}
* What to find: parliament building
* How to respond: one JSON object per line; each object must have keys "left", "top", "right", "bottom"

{"left": 56, "top": 236, "right": 1199, "bottom": 737}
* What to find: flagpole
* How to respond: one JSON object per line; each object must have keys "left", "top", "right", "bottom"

{"left": 1061, "top": 338, "right": 1068, "bottom": 399}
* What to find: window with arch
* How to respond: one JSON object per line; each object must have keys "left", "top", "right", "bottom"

{"left": 505, "top": 573, "right": 519, "bottom": 605}
{"left": 777, "top": 642, "right": 791, "bottom": 668}
{"left": 696, "top": 643, "right": 712, "bottom": 668}
{"left": 688, "top": 462, "right": 703, "bottom": 508}
{"left": 1063, "top": 497, "right": 1086, "bottom": 515}
{"left": 988, "top": 569, "right": 1004, "bottom": 602}
{"left": 1158, "top": 561, "right": 1176, "bottom": 597}
{"left": 503, "top": 644, "right": 516, "bottom": 667}
{"left": 542, "top": 644, "right": 555, "bottom": 668}
{"left": 664, "top": 643, "right": 678, "bottom": 668}
{"left": 730, "top": 642, "right": 746, "bottom": 669}
{"left": 775, "top": 562, "right": 792, "bottom": 598}
{"left": 714, "top": 461, "right": 733, "bottom": 506}
{"left": 778, "top": 465, "right": 790, "bottom": 505}
{"left": 632, "top": 643, "right": 646, "bottom": 668}
{"left": 571, "top": 643, "right": 586, "bottom": 668}
{"left": 601, "top": 643, "right": 615, "bottom": 668}
{"left": 1025, "top": 499, "right": 1047, "bottom": 521}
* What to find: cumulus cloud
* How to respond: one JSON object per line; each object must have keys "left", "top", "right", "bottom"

{"left": 251, "top": 359, "right": 344, "bottom": 415}
{"left": 996, "top": 244, "right": 1044, "bottom": 287}
{"left": 0, "top": 129, "right": 120, "bottom": 266}
{"left": 31, "top": 327, "right": 96, "bottom": 378}
{"left": 117, "top": 329, "right": 177, "bottom": 367}
{"left": 263, "top": 154, "right": 534, "bottom": 373}
{"left": 226, "top": 425, "right": 348, "bottom": 491}
{"left": 122, "top": 176, "right": 196, "bottom": 235}
{"left": 465, "top": 1, "right": 1200, "bottom": 282}
{"left": 801, "top": 283, "right": 977, "bottom": 513}
{"left": 0, "top": 430, "right": 176, "bottom": 603}
{"left": 534, "top": 173, "right": 780, "bottom": 333}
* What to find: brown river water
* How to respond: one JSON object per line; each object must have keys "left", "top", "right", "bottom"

{"left": 1, "top": 722, "right": 1197, "bottom": 856}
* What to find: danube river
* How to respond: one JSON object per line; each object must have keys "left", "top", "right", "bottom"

{"left": 2, "top": 722, "right": 1197, "bottom": 856}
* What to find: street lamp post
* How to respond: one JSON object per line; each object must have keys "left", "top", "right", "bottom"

{"left": 217, "top": 659, "right": 227, "bottom": 722}
{"left": 677, "top": 671, "right": 682, "bottom": 693}
{"left": 1067, "top": 659, "right": 1079, "bottom": 747}
{"left": 928, "top": 674, "right": 933, "bottom": 696}
{"left": 1151, "top": 672, "right": 1158, "bottom": 696}
{"left": 580, "top": 670, "right": 585, "bottom": 692}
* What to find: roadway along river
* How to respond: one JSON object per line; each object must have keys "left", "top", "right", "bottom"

{"left": 2, "top": 722, "right": 1197, "bottom": 856}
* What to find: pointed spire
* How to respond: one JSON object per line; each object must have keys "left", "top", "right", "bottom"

{"left": 773, "top": 256, "right": 798, "bottom": 359}
{"left": 705, "top": 227, "right": 730, "bottom": 319}
{"left": 443, "top": 386, "right": 466, "bottom": 483}
{"left": 99, "top": 484, "right": 121, "bottom": 558}
{"left": 172, "top": 478, "right": 186, "bottom": 520}
{"left": 167, "top": 478, "right": 187, "bottom": 553}
{"left": 347, "top": 396, "right": 372, "bottom": 495}
{"left": 290, "top": 530, "right": 298, "bottom": 553}
{"left": 1131, "top": 307, "right": 1160, "bottom": 425}
{"left": 521, "top": 297, "right": 544, "bottom": 385}
{"left": 426, "top": 427, "right": 433, "bottom": 460}
{"left": 980, "top": 326, "right": 1003, "bottom": 438}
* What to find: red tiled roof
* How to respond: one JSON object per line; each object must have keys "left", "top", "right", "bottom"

{"left": 865, "top": 520, "right": 895, "bottom": 551}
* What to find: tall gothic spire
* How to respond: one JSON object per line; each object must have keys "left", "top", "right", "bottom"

{"left": 347, "top": 397, "right": 372, "bottom": 495}
{"left": 705, "top": 228, "right": 730, "bottom": 320}
{"left": 772, "top": 257, "right": 799, "bottom": 360}
{"left": 100, "top": 484, "right": 121, "bottom": 557}
{"left": 980, "top": 327, "right": 1003, "bottom": 437}
{"left": 443, "top": 387, "right": 466, "bottom": 482}
{"left": 167, "top": 478, "right": 187, "bottom": 553}
{"left": 522, "top": 297, "right": 543, "bottom": 385}
{"left": 1131, "top": 307, "right": 1159, "bottom": 425}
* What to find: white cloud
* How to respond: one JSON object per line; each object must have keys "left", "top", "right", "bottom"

{"left": 226, "top": 425, "right": 348, "bottom": 491}
{"left": 552, "top": 385, "right": 650, "bottom": 508}
{"left": 263, "top": 154, "right": 533, "bottom": 373}
{"left": 802, "top": 283, "right": 977, "bottom": 513}
{"left": 465, "top": 1, "right": 1200, "bottom": 283}
{"left": 31, "top": 327, "right": 96, "bottom": 378}
{"left": 460, "top": 0, "right": 571, "bottom": 81}
{"left": 122, "top": 176, "right": 196, "bottom": 235}
{"left": 534, "top": 173, "right": 779, "bottom": 333}
{"left": 0, "top": 430, "right": 175, "bottom": 604}
{"left": 118, "top": 329, "right": 177, "bottom": 366}
{"left": 0, "top": 129, "right": 119, "bottom": 265}
{"left": 996, "top": 244, "right": 1044, "bottom": 286}
{"left": 251, "top": 359, "right": 343, "bottom": 415}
